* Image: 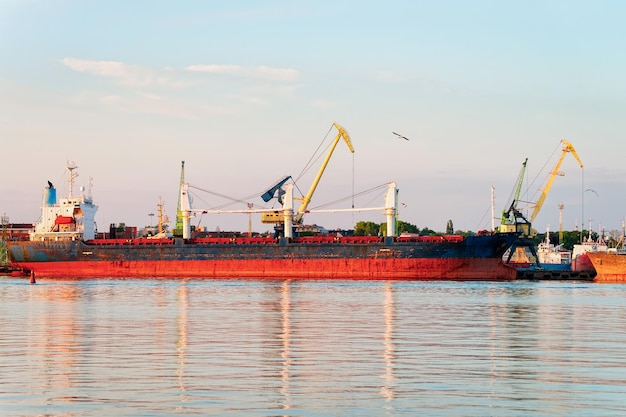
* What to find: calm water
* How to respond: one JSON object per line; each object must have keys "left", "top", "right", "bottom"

{"left": 1, "top": 278, "right": 625, "bottom": 417}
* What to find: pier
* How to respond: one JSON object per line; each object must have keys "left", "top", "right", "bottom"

{"left": 517, "top": 269, "right": 596, "bottom": 281}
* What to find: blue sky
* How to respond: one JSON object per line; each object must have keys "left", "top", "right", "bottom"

{"left": 1, "top": 1, "right": 625, "bottom": 236}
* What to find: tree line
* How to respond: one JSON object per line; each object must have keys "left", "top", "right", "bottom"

{"left": 353, "top": 219, "right": 624, "bottom": 250}
{"left": 354, "top": 220, "right": 450, "bottom": 237}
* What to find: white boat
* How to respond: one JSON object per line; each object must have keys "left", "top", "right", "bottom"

{"left": 572, "top": 224, "right": 608, "bottom": 272}
{"left": 536, "top": 227, "right": 572, "bottom": 269}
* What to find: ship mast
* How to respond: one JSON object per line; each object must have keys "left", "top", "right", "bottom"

{"left": 175, "top": 161, "right": 185, "bottom": 236}
{"left": 558, "top": 203, "right": 564, "bottom": 243}
{"left": 157, "top": 197, "right": 169, "bottom": 234}
{"left": 66, "top": 161, "right": 78, "bottom": 198}
{"left": 491, "top": 185, "right": 495, "bottom": 232}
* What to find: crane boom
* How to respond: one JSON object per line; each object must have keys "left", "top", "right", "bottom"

{"left": 529, "top": 139, "right": 583, "bottom": 223}
{"left": 294, "top": 122, "right": 354, "bottom": 223}
{"left": 174, "top": 161, "right": 185, "bottom": 236}
{"left": 502, "top": 158, "right": 528, "bottom": 219}
{"left": 511, "top": 158, "right": 528, "bottom": 207}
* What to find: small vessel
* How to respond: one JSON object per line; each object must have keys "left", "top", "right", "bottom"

{"left": 571, "top": 226, "right": 608, "bottom": 272}
{"left": 587, "top": 251, "right": 626, "bottom": 281}
{"left": 536, "top": 227, "right": 572, "bottom": 270}
{"left": 504, "top": 228, "right": 575, "bottom": 279}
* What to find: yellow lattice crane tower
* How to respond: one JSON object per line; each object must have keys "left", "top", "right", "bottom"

{"left": 529, "top": 140, "right": 583, "bottom": 225}
{"left": 260, "top": 122, "right": 354, "bottom": 225}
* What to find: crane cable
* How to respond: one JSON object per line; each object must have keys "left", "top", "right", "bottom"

{"left": 294, "top": 124, "right": 334, "bottom": 185}
{"left": 525, "top": 141, "right": 561, "bottom": 206}
{"left": 310, "top": 183, "right": 388, "bottom": 210}
{"left": 188, "top": 122, "right": 358, "bottom": 212}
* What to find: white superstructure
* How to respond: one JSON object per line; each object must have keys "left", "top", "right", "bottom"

{"left": 30, "top": 162, "right": 98, "bottom": 241}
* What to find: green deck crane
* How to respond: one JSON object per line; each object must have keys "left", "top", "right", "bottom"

{"left": 499, "top": 158, "right": 530, "bottom": 235}
{"left": 174, "top": 161, "right": 185, "bottom": 237}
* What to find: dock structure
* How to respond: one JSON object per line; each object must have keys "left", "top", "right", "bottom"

{"left": 517, "top": 269, "right": 596, "bottom": 281}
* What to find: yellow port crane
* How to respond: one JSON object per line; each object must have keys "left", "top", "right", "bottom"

{"left": 528, "top": 139, "right": 583, "bottom": 225}
{"left": 294, "top": 122, "right": 354, "bottom": 224}
{"left": 261, "top": 122, "right": 354, "bottom": 224}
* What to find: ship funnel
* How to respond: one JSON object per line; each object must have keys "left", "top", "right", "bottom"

{"left": 44, "top": 181, "right": 57, "bottom": 206}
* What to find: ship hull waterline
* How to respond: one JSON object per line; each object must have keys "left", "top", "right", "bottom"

{"left": 9, "top": 234, "right": 519, "bottom": 280}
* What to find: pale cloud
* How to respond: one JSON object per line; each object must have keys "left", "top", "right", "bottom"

{"left": 186, "top": 64, "right": 244, "bottom": 75}
{"left": 255, "top": 66, "right": 299, "bottom": 81}
{"left": 61, "top": 58, "right": 300, "bottom": 87}
{"left": 186, "top": 64, "right": 300, "bottom": 82}
{"left": 58, "top": 58, "right": 301, "bottom": 115}
{"left": 224, "top": 83, "right": 300, "bottom": 107}
{"left": 67, "top": 90, "right": 233, "bottom": 120}
{"left": 61, "top": 58, "right": 128, "bottom": 77}
{"left": 60, "top": 57, "right": 187, "bottom": 88}
{"left": 244, "top": 97, "right": 270, "bottom": 106}
{"left": 100, "top": 94, "right": 123, "bottom": 106}
{"left": 247, "top": 83, "right": 300, "bottom": 97}
{"left": 311, "top": 99, "right": 336, "bottom": 109}
{"left": 137, "top": 92, "right": 163, "bottom": 101}
{"left": 375, "top": 70, "right": 406, "bottom": 83}
{"left": 99, "top": 92, "right": 234, "bottom": 119}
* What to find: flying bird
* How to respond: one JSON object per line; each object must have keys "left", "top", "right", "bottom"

{"left": 585, "top": 188, "right": 599, "bottom": 197}
{"left": 392, "top": 131, "right": 410, "bottom": 141}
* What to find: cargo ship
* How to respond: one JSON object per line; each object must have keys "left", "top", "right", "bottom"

{"left": 586, "top": 251, "right": 626, "bottom": 282}
{"left": 7, "top": 161, "right": 519, "bottom": 280}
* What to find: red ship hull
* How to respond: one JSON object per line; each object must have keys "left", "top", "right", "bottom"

{"left": 9, "top": 234, "right": 519, "bottom": 280}
{"left": 13, "top": 257, "right": 517, "bottom": 280}
{"left": 572, "top": 253, "right": 594, "bottom": 271}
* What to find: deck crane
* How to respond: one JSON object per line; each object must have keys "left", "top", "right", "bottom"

{"left": 503, "top": 140, "right": 583, "bottom": 267}
{"left": 500, "top": 158, "right": 536, "bottom": 267}
{"left": 260, "top": 122, "right": 355, "bottom": 225}
{"left": 528, "top": 139, "right": 583, "bottom": 225}
{"left": 499, "top": 158, "right": 531, "bottom": 235}
{"left": 294, "top": 122, "right": 354, "bottom": 224}
{"left": 174, "top": 161, "right": 185, "bottom": 237}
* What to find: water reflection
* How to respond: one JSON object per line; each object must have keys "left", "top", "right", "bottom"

{"left": 176, "top": 284, "right": 188, "bottom": 408}
{"left": 1, "top": 279, "right": 626, "bottom": 416}
{"left": 381, "top": 281, "right": 395, "bottom": 403}
{"left": 280, "top": 280, "right": 292, "bottom": 412}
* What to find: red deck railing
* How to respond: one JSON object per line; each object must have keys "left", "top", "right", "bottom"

{"left": 85, "top": 234, "right": 466, "bottom": 246}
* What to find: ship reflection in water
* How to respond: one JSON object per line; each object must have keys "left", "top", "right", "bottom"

{"left": 1, "top": 278, "right": 626, "bottom": 416}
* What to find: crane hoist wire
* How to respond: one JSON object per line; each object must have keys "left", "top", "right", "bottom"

{"left": 526, "top": 142, "right": 562, "bottom": 204}
{"left": 293, "top": 124, "right": 356, "bottom": 205}
{"left": 187, "top": 185, "right": 267, "bottom": 211}
{"left": 309, "top": 183, "right": 389, "bottom": 210}
{"left": 294, "top": 124, "right": 335, "bottom": 184}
